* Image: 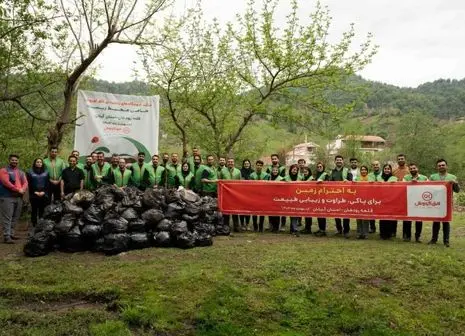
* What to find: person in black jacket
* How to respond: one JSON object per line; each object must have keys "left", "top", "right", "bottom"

{"left": 239, "top": 159, "right": 253, "bottom": 230}
{"left": 26, "top": 158, "right": 50, "bottom": 227}
{"left": 329, "top": 155, "right": 353, "bottom": 238}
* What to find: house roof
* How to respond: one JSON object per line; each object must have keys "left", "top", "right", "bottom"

{"left": 292, "top": 142, "right": 320, "bottom": 149}
{"left": 343, "top": 135, "right": 386, "bottom": 143}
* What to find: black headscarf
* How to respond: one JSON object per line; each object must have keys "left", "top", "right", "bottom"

{"left": 240, "top": 159, "right": 253, "bottom": 180}
{"left": 31, "top": 158, "right": 45, "bottom": 174}
{"left": 381, "top": 164, "right": 393, "bottom": 182}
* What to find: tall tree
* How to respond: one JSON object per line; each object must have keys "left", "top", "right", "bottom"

{"left": 142, "top": 0, "right": 377, "bottom": 157}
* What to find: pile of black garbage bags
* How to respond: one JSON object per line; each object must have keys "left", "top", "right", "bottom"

{"left": 24, "top": 186, "right": 230, "bottom": 257}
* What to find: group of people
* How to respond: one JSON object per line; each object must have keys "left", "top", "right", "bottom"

{"left": 0, "top": 147, "right": 459, "bottom": 247}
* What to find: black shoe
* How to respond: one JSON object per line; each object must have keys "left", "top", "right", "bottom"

{"left": 444, "top": 242, "right": 450, "bottom": 247}
{"left": 403, "top": 238, "right": 411, "bottom": 242}
{"left": 369, "top": 229, "right": 375, "bottom": 234}
{"left": 415, "top": 238, "right": 422, "bottom": 243}
{"left": 428, "top": 240, "right": 437, "bottom": 245}
{"left": 344, "top": 233, "right": 350, "bottom": 239}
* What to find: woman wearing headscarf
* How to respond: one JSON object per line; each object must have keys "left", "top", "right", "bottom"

{"left": 301, "top": 166, "right": 314, "bottom": 234}
{"left": 26, "top": 158, "right": 50, "bottom": 227}
{"left": 379, "top": 164, "right": 398, "bottom": 240}
{"left": 354, "top": 165, "right": 370, "bottom": 239}
{"left": 175, "top": 162, "right": 195, "bottom": 189}
{"left": 285, "top": 164, "right": 302, "bottom": 236}
{"left": 239, "top": 159, "right": 253, "bottom": 230}
{"left": 314, "top": 162, "right": 329, "bottom": 237}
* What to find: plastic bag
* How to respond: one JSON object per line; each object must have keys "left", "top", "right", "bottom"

{"left": 63, "top": 201, "right": 84, "bottom": 216}
{"left": 179, "top": 188, "right": 200, "bottom": 203}
{"left": 165, "top": 189, "right": 181, "bottom": 204}
{"left": 153, "top": 231, "right": 172, "bottom": 247}
{"left": 43, "top": 203, "right": 63, "bottom": 222}
{"left": 215, "top": 224, "right": 231, "bottom": 236}
{"left": 121, "top": 208, "right": 139, "bottom": 221}
{"left": 171, "top": 220, "right": 188, "bottom": 236}
{"left": 81, "top": 224, "right": 102, "bottom": 238}
{"left": 103, "top": 217, "right": 129, "bottom": 234}
{"left": 141, "top": 188, "right": 165, "bottom": 209}
{"left": 130, "top": 233, "right": 151, "bottom": 249}
{"left": 193, "top": 222, "right": 216, "bottom": 236}
{"left": 70, "top": 190, "right": 95, "bottom": 208}
{"left": 34, "top": 219, "right": 55, "bottom": 233}
{"left": 60, "top": 225, "right": 83, "bottom": 252}
{"left": 23, "top": 231, "right": 54, "bottom": 257}
{"left": 165, "top": 202, "right": 184, "bottom": 219}
{"left": 121, "top": 186, "right": 142, "bottom": 207}
{"left": 55, "top": 214, "right": 76, "bottom": 234}
{"left": 194, "top": 231, "right": 213, "bottom": 247}
{"left": 141, "top": 209, "right": 164, "bottom": 226}
{"left": 176, "top": 231, "right": 196, "bottom": 249}
{"left": 156, "top": 219, "right": 172, "bottom": 232}
{"left": 91, "top": 238, "right": 105, "bottom": 253}
{"left": 103, "top": 233, "right": 130, "bottom": 255}
{"left": 184, "top": 202, "right": 200, "bottom": 216}
{"left": 128, "top": 219, "right": 147, "bottom": 233}
{"left": 182, "top": 213, "right": 199, "bottom": 224}
{"left": 83, "top": 204, "right": 104, "bottom": 224}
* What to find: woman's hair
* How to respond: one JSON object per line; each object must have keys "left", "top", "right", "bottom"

{"left": 32, "top": 158, "right": 45, "bottom": 173}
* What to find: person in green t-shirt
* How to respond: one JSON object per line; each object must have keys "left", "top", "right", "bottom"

{"left": 220, "top": 157, "right": 241, "bottom": 232}
{"left": 428, "top": 159, "right": 460, "bottom": 247}
{"left": 266, "top": 153, "right": 287, "bottom": 231}
{"left": 43, "top": 146, "right": 67, "bottom": 202}
{"left": 249, "top": 160, "right": 269, "bottom": 232}
{"left": 379, "top": 164, "right": 398, "bottom": 240}
{"left": 367, "top": 160, "right": 382, "bottom": 234}
{"left": 402, "top": 163, "right": 428, "bottom": 242}
{"left": 111, "top": 158, "right": 133, "bottom": 188}
{"left": 314, "top": 162, "right": 329, "bottom": 237}
{"left": 91, "top": 152, "right": 112, "bottom": 187}
{"left": 267, "top": 166, "right": 284, "bottom": 232}
{"left": 71, "top": 150, "right": 84, "bottom": 171}
{"left": 81, "top": 155, "right": 95, "bottom": 191}
{"left": 200, "top": 155, "right": 219, "bottom": 196}
{"left": 110, "top": 153, "right": 120, "bottom": 174}
{"left": 175, "top": 162, "right": 194, "bottom": 190}
{"left": 166, "top": 153, "right": 182, "bottom": 188}
{"left": 161, "top": 152, "right": 170, "bottom": 168}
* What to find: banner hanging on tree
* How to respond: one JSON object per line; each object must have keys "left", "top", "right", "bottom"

{"left": 74, "top": 90, "right": 159, "bottom": 162}
{"left": 218, "top": 181, "right": 453, "bottom": 221}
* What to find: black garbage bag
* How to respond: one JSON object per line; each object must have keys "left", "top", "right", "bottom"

{"left": 179, "top": 188, "right": 200, "bottom": 203}
{"left": 81, "top": 224, "right": 102, "bottom": 238}
{"left": 165, "top": 202, "right": 184, "bottom": 219}
{"left": 91, "top": 237, "right": 105, "bottom": 253}
{"left": 34, "top": 219, "right": 56, "bottom": 233}
{"left": 43, "top": 203, "right": 63, "bottom": 222}
{"left": 83, "top": 204, "right": 104, "bottom": 224}
{"left": 156, "top": 219, "right": 172, "bottom": 232}
{"left": 24, "top": 231, "right": 54, "bottom": 257}
{"left": 76, "top": 218, "right": 86, "bottom": 228}
{"left": 165, "top": 189, "right": 181, "bottom": 204}
{"left": 128, "top": 219, "right": 147, "bottom": 233}
{"left": 141, "top": 209, "right": 164, "bottom": 227}
{"left": 215, "top": 224, "right": 231, "bottom": 236}
{"left": 182, "top": 213, "right": 199, "bottom": 224}
{"left": 99, "top": 194, "right": 116, "bottom": 211}
{"left": 114, "top": 202, "right": 127, "bottom": 214}
{"left": 62, "top": 201, "right": 84, "bottom": 216}
{"left": 201, "top": 196, "right": 217, "bottom": 211}
{"left": 121, "top": 208, "right": 139, "bottom": 221}
{"left": 130, "top": 232, "right": 151, "bottom": 249}
{"left": 153, "top": 231, "right": 172, "bottom": 247}
{"left": 103, "top": 233, "right": 130, "bottom": 255}
{"left": 171, "top": 220, "right": 188, "bottom": 236}
{"left": 176, "top": 231, "right": 196, "bottom": 249}
{"left": 193, "top": 222, "right": 216, "bottom": 236}
{"left": 103, "top": 217, "right": 128, "bottom": 234}
{"left": 70, "top": 190, "right": 95, "bottom": 208}
{"left": 121, "top": 186, "right": 142, "bottom": 207}
{"left": 194, "top": 231, "right": 213, "bottom": 247}
{"left": 104, "top": 210, "right": 120, "bottom": 221}
{"left": 55, "top": 214, "right": 76, "bottom": 234}
{"left": 184, "top": 202, "right": 200, "bottom": 216}
{"left": 60, "top": 225, "right": 83, "bottom": 252}
{"left": 142, "top": 188, "right": 165, "bottom": 209}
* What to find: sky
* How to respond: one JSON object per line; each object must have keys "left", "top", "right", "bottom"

{"left": 94, "top": 0, "right": 465, "bottom": 88}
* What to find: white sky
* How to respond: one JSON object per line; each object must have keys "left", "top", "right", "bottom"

{"left": 94, "top": 0, "right": 465, "bottom": 88}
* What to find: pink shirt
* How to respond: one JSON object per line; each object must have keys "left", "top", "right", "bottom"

{"left": 0, "top": 167, "right": 28, "bottom": 193}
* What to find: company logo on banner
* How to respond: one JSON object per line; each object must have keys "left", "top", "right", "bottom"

{"left": 74, "top": 90, "right": 159, "bottom": 162}
{"left": 407, "top": 185, "right": 447, "bottom": 218}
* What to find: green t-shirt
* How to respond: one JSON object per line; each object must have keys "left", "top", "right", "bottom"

{"left": 403, "top": 174, "right": 428, "bottom": 182}
{"left": 221, "top": 167, "right": 241, "bottom": 180}
{"left": 249, "top": 171, "right": 270, "bottom": 181}
{"left": 367, "top": 171, "right": 383, "bottom": 182}
{"left": 429, "top": 173, "right": 457, "bottom": 182}
{"left": 43, "top": 157, "right": 66, "bottom": 180}
{"left": 113, "top": 169, "right": 133, "bottom": 187}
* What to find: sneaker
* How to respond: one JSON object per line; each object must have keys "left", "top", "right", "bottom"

{"left": 3, "top": 237, "right": 14, "bottom": 244}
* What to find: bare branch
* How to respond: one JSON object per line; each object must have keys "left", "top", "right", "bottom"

{"left": 10, "top": 98, "right": 53, "bottom": 122}
{"left": 60, "top": 0, "right": 84, "bottom": 62}
{"left": 81, "top": 0, "right": 94, "bottom": 47}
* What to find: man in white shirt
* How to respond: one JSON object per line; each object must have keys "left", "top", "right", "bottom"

{"left": 349, "top": 158, "right": 360, "bottom": 181}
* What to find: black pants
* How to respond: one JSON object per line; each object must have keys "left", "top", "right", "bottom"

{"left": 432, "top": 221, "right": 450, "bottom": 243}
{"left": 269, "top": 216, "right": 280, "bottom": 232}
{"left": 281, "top": 216, "right": 286, "bottom": 228}
{"left": 223, "top": 214, "right": 240, "bottom": 232}
{"left": 335, "top": 218, "right": 350, "bottom": 234}
{"left": 201, "top": 191, "right": 217, "bottom": 198}
{"left": 30, "top": 197, "right": 48, "bottom": 226}
{"left": 317, "top": 218, "right": 326, "bottom": 231}
{"left": 391, "top": 221, "right": 398, "bottom": 237}
{"left": 402, "top": 221, "right": 422, "bottom": 240}
{"left": 240, "top": 215, "right": 251, "bottom": 228}
{"left": 380, "top": 220, "right": 395, "bottom": 239}
{"left": 369, "top": 220, "right": 376, "bottom": 233}
{"left": 304, "top": 217, "right": 312, "bottom": 232}
{"left": 49, "top": 183, "right": 61, "bottom": 202}
{"left": 252, "top": 215, "right": 265, "bottom": 232}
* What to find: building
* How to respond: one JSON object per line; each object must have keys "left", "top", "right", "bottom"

{"left": 328, "top": 135, "right": 386, "bottom": 155}
{"left": 285, "top": 141, "right": 319, "bottom": 166}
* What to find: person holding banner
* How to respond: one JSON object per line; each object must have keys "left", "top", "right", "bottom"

{"left": 111, "top": 158, "right": 133, "bottom": 188}
{"left": 219, "top": 158, "right": 241, "bottom": 232}
{"left": 175, "top": 162, "right": 194, "bottom": 190}
{"left": 368, "top": 160, "right": 383, "bottom": 234}
{"left": 301, "top": 166, "right": 314, "bottom": 234}
{"left": 239, "top": 159, "right": 253, "bottom": 231}
{"left": 43, "top": 147, "right": 67, "bottom": 202}
{"left": 266, "top": 154, "right": 287, "bottom": 230}
{"left": 393, "top": 154, "right": 409, "bottom": 181}
{"left": 249, "top": 160, "right": 270, "bottom": 232}
{"left": 218, "top": 157, "right": 228, "bottom": 178}
{"left": 314, "top": 162, "right": 329, "bottom": 237}
{"left": 428, "top": 159, "right": 460, "bottom": 247}
{"left": 92, "top": 152, "right": 112, "bottom": 187}
{"left": 379, "top": 164, "right": 398, "bottom": 240}
{"left": 285, "top": 164, "right": 303, "bottom": 236}
{"left": 329, "top": 155, "right": 353, "bottom": 238}
{"left": 402, "top": 163, "right": 428, "bottom": 242}
{"left": 129, "top": 152, "right": 148, "bottom": 189}
{"left": 141, "top": 154, "right": 166, "bottom": 189}
{"left": 354, "top": 165, "right": 370, "bottom": 239}
{"left": 267, "top": 166, "right": 284, "bottom": 233}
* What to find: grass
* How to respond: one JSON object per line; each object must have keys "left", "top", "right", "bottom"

{"left": 1, "top": 215, "right": 465, "bottom": 335}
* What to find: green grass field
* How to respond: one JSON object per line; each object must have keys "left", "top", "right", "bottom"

{"left": 1, "top": 215, "right": 465, "bottom": 336}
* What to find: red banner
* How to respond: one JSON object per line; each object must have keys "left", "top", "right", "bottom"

{"left": 218, "top": 181, "right": 453, "bottom": 221}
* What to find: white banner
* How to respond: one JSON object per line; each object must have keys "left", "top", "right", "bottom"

{"left": 74, "top": 90, "right": 159, "bottom": 162}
